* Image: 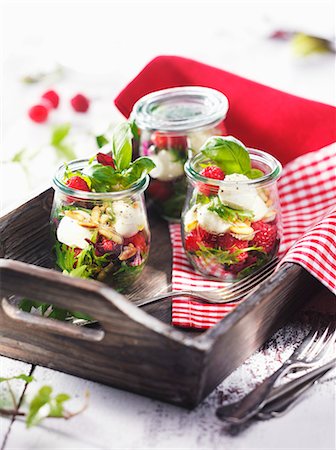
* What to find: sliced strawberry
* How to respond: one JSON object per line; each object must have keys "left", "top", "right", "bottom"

{"left": 151, "top": 132, "right": 187, "bottom": 150}
{"left": 185, "top": 227, "right": 216, "bottom": 252}
{"left": 96, "top": 152, "right": 116, "bottom": 168}
{"left": 147, "top": 179, "right": 173, "bottom": 202}
{"left": 124, "top": 231, "right": 148, "bottom": 253}
{"left": 185, "top": 229, "right": 201, "bottom": 252}
{"left": 198, "top": 165, "right": 225, "bottom": 196}
{"left": 66, "top": 176, "right": 90, "bottom": 191}
{"left": 218, "top": 233, "right": 249, "bottom": 262}
{"left": 95, "top": 236, "right": 121, "bottom": 257}
{"left": 252, "top": 221, "right": 277, "bottom": 253}
{"left": 196, "top": 226, "right": 217, "bottom": 246}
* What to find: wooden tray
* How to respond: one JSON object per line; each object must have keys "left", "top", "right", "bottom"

{"left": 0, "top": 188, "right": 323, "bottom": 408}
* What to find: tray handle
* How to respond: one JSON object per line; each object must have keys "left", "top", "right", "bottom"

{"left": 0, "top": 259, "right": 152, "bottom": 341}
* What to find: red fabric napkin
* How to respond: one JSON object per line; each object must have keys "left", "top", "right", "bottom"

{"left": 115, "top": 55, "right": 336, "bottom": 166}
{"left": 115, "top": 55, "right": 336, "bottom": 329}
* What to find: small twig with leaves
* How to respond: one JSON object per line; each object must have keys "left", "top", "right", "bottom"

{"left": 0, "top": 374, "right": 89, "bottom": 428}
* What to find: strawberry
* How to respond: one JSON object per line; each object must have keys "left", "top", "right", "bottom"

{"left": 185, "top": 227, "right": 216, "bottom": 252}
{"left": 28, "top": 104, "right": 49, "bottom": 123}
{"left": 66, "top": 176, "right": 90, "bottom": 191}
{"left": 185, "top": 229, "right": 201, "bottom": 252}
{"left": 147, "top": 179, "right": 173, "bottom": 202}
{"left": 96, "top": 152, "right": 116, "bottom": 168}
{"left": 70, "top": 93, "right": 90, "bottom": 112}
{"left": 151, "top": 132, "right": 187, "bottom": 150}
{"left": 198, "top": 165, "right": 225, "bottom": 196}
{"left": 252, "top": 221, "right": 277, "bottom": 253}
{"left": 124, "top": 231, "right": 147, "bottom": 253}
{"left": 41, "top": 90, "right": 59, "bottom": 109}
{"left": 218, "top": 233, "right": 248, "bottom": 262}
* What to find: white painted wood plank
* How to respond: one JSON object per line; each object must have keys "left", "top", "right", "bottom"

{"left": 0, "top": 357, "right": 32, "bottom": 447}
{"left": 3, "top": 354, "right": 335, "bottom": 449}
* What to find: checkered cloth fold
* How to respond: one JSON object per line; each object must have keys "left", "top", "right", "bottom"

{"left": 170, "top": 144, "right": 336, "bottom": 329}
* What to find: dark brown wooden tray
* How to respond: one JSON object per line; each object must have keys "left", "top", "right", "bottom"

{"left": 0, "top": 188, "right": 323, "bottom": 408}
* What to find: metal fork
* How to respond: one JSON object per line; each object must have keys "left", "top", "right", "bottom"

{"left": 136, "top": 257, "right": 279, "bottom": 307}
{"left": 216, "top": 320, "right": 336, "bottom": 424}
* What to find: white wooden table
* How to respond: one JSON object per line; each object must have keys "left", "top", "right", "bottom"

{"left": 1, "top": 1, "right": 335, "bottom": 448}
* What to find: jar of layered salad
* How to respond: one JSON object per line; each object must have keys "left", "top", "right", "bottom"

{"left": 51, "top": 123, "right": 154, "bottom": 291}
{"left": 182, "top": 136, "right": 282, "bottom": 281}
{"left": 131, "top": 87, "right": 229, "bottom": 221}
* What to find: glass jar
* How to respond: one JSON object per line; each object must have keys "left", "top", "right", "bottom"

{"left": 182, "top": 149, "right": 282, "bottom": 281}
{"left": 131, "top": 86, "right": 229, "bottom": 222}
{"left": 51, "top": 159, "right": 151, "bottom": 291}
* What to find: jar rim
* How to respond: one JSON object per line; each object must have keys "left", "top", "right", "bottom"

{"left": 53, "top": 158, "right": 149, "bottom": 200}
{"left": 131, "top": 86, "right": 229, "bottom": 133}
{"left": 185, "top": 148, "right": 282, "bottom": 187}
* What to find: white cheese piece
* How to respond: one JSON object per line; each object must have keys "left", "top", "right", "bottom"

{"left": 149, "top": 150, "right": 184, "bottom": 181}
{"left": 197, "top": 204, "right": 231, "bottom": 234}
{"left": 113, "top": 201, "right": 146, "bottom": 238}
{"left": 57, "top": 216, "right": 94, "bottom": 249}
{"left": 218, "top": 173, "right": 268, "bottom": 221}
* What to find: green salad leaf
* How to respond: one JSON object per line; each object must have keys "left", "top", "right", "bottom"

{"left": 96, "top": 134, "right": 109, "bottom": 149}
{"left": 208, "top": 197, "right": 254, "bottom": 221}
{"left": 200, "top": 136, "right": 264, "bottom": 180}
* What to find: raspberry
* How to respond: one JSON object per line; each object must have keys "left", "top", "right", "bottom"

{"left": 95, "top": 236, "right": 120, "bottom": 256}
{"left": 97, "top": 152, "right": 115, "bottom": 168}
{"left": 252, "top": 221, "right": 277, "bottom": 253}
{"left": 198, "top": 166, "right": 225, "bottom": 196}
{"left": 70, "top": 93, "right": 90, "bottom": 112}
{"left": 66, "top": 176, "right": 90, "bottom": 191}
{"left": 41, "top": 90, "right": 59, "bottom": 108}
{"left": 196, "top": 226, "right": 217, "bottom": 246}
{"left": 125, "top": 231, "right": 147, "bottom": 253}
{"left": 28, "top": 104, "right": 49, "bottom": 123}
{"left": 218, "top": 233, "right": 248, "bottom": 262}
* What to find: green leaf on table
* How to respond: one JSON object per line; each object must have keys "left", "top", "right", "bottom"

{"left": 112, "top": 122, "right": 133, "bottom": 170}
{"left": 26, "top": 385, "right": 71, "bottom": 428}
{"left": 96, "top": 134, "right": 109, "bottom": 149}
{"left": 0, "top": 374, "right": 34, "bottom": 383}
{"left": 51, "top": 123, "right": 71, "bottom": 146}
{"left": 201, "top": 136, "right": 251, "bottom": 175}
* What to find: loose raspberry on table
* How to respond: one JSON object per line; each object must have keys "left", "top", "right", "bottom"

{"left": 252, "top": 221, "right": 277, "bottom": 253}
{"left": 198, "top": 166, "right": 225, "bottom": 196}
{"left": 28, "top": 104, "right": 49, "bottom": 123}
{"left": 41, "top": 90, "right": 60, "bottom": 109}
{"left": 70, "top": 93, "right": 90, "bottom": 112}
{"left": 218, "top": 233, "right": 249, "bottom": 262}
{"left": 66, "top": 176, "right": 90, "bottom": 191}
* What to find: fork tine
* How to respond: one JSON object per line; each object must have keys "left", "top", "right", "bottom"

{"left": 211, "top": 258, "right": 279, "bottom": 299}
{"left": 210, "top": 260, "right": 278, "bottom": 303}
{"left": 304, "top": 322, "right": 336, "bottom": 362}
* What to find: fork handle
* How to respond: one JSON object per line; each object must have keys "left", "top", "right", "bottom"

{"left": 216, "top": 360, "right": 310, "bottom": 424}
{"left": 136, "top": 290, "right": 206, "bottom": 307}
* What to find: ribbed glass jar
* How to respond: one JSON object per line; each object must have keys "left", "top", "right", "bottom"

{"left": 131, "top": 86, "right": 229, "bottom": 222}
{"left": 51, "top": 159, "right": 150, "bottom": 291}
{"left": 182, "top": 149, "right": 282, "bottom": 281}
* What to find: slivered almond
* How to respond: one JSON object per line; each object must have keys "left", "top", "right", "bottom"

{"left": 64, "top": 210, "right": 87, "bottom": 221}
{"left": 78, "top": 221, "right": 98, "bottom": 229}
{"left": 231, "top": 232, "right": 255, "bottom": 241}
{"left": 100, "top": 214, "right": 110, "bottom": 225}
{"left": 119, "top": 244, "right": 137, "bottom": 261}
{"left": 99, "top": 225, "right": 123, "bottom": 244}
{"left": 264, "top": 209, "right": 277, "bottom": 222}
{"left": 91, "top": 206, "right": 101, "bottom": 224}
{"left": 229, "top": 222, "right": 254, "bottom": 235}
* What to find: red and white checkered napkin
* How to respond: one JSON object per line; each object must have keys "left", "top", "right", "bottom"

{"left": 170, "top": 144, "right": 336, "bottom": 329}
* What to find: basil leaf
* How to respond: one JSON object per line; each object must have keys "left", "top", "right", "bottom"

{"left": 130, "top": 119, "right": 140, "bottom": 141}
{"left": 123, "top": 157, "right": 156, "bottom": 185}
{"left": 247, "top": 168, "right": 264, "bottom": 179}
{"left": 201, "top": 136, "right": 251, "bottom": 175}
{"left": 112, "top": 122, "right": 133, "bottom": 170}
